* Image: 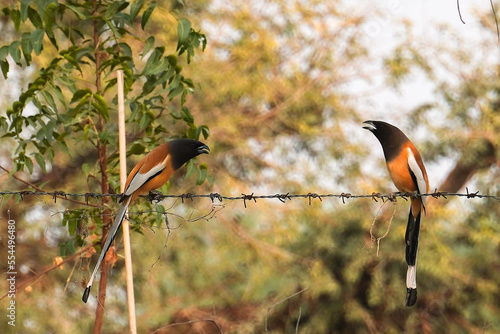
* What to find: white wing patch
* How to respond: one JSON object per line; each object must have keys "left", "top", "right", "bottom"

{"left": 123, "top": 155, "right": 170, "bottom": 196}
{"left": 407, "top": 147, "right": 427, "bottom": 202}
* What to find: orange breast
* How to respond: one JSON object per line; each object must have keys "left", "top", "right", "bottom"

{"left": 386, "top": 142, "right": 429, "bottom": 216}
{"left": 386, "top": 143, "right": 418, "bottom": 193}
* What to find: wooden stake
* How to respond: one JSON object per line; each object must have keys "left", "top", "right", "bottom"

{"left": 117, "top": 70, "right": 137, "bottom": 334}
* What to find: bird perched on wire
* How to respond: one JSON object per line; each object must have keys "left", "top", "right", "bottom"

{"left": 362, "top": 120, "right": 429, "bottom": 307}
{"left": 82, "top": 139, "right": 210, "bottom": 303}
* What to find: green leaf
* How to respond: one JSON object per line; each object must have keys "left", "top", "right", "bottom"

{"left": 83, "top": 123, "right": 90, "bottom": 141}
{"left": 128, "top": 143, "right": 146, "bottom": 155}
{"left": 37, "top": 0, "right": 51, "bottom": 14}
{"left": 24, "top": 155, "right": 34, "bottom": 173}
{"left": 1, "top": 194, "right": 13, "bottom": 206}
{"left": 68, "top": 219, "right": 77, "bottom": 236}
{"left": 167, "top": 84, "right": 183, "bottom": 100}
{"left": 206, "top": 174, "right": 214, "bottom": 187}
{"left": 47, "top": 34, "right": 58, "bottom": 50}
{"left": 14, "top": 194, "right": 23, "bottom": 204}
{"left": 13, "top": 100, "right": 24, "bottom": 113}
{"left": 119, "top": 43, "right": 132, "bottom": 61}
{"left": 9, "top": 41, "right": 22, "bottom": 65}
{"left": 62, "top": 3, "right": 88, "bottom": 20}
{"left": 142, "top": 36, "right": 155, "bottom": 58}
{"left": 177, "top": 18, "right": 191, "bottom": 45}
{"left": 41, "top": 90, "right": 57, "bottom": 112}
{"left": 187, "top": 125, "right": 197, "bottom": 139}
{"left": 103, "top": 77, "right": 117, "bottom": 93}
{"left": 139, "top": 110, "right": 151, "bottom": 130}
{"left": 28, "top": 6, "right": 43, "bottom": 29}
{"left": 31, "top": 29, "right": 45, "bottom": 55}
{"left": 196, "top": 163, "right": 207, "bottom": 185}
{"left": 61, "top": 51, "right": 82, "bottom": 73}
{"left": 36, "top": 128, "right": 45, "bottom": 141}
{"left": 105, "top": 1, "right": 129, "bottom": 20}
{"left": 0, "top": 46, "right": 10, "bottom": 61}
{"left": 129, "top": 0, "right": 144, "bottom": 21}
{"left": 166, "top": 54, "right": 177, "bottom": 66}
{"left": 1, "top": 60, "right": 9, "bottom": 79}
{"left": 10, "top": 9, "right": 21, "bottom": 31}
{"left": 167, "top": 72, "right": 180, "bottom": 91}
{"left": 93, "top": 94, "right": 109, "bottom": 120}
{"left": 142, "top": 46, "right": 165, "bottom": 75}
{"left": 43, "top": 121, "right": 54, "bottom": 141}
{"left": 20, "top": 0, "right": 35, "bottom": 22}
{"left": 180, "top": 106, "right": 194, "bottom": 124}
{"left": 34, "top": 153, "right": 46, "bottom": 172}
{"left": 98, "top": 129, "right": 109, "bottom": 144}
{"left": 21, "top": 33, "right": 33, "bottom": 65}
{"left": 51, "top": 85, "right": 65, "bottom": 105}
{"left": 71, "top": 94, "right": 90, "bottom": 115}
{"left": 196, "top": 125, "right": 210, "bottom": 140}
{"left": 68, "top": 240, "right": 76, "bottom": 254}
{"left": 201, "top": 125, "right": 210, "bottom": 139}
{"left": 43, "top": 3, "right": 57, "bottom": 34}
{"left": 141, "top": 1, "right": 156, "bottom": 30}
{"left": 106, "top": 17, "right": 123, "bottom": 39}
{"left": 70, "top": 89, "right": 92, "bottom": 103}
{"left": 185, "top": 159, "right": 195, "bottom": 179}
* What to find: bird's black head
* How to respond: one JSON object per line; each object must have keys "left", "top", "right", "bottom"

{"left": 168, "top": 139, "right": 210, "bottom": 170}
{"left": 362, "top": 120, "right": 409, "bottom": 161}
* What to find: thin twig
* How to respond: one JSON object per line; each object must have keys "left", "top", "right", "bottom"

{"left": 265, "top": 288, "right": 308, "bottom": 332}
{"left": 296, "top": 307, "right": 302, "bottom": 334}
{"left": 63, "top": 259, "right": 79, "bottom": 294}
{"left": 490, "top": 0, "right": 500, "bottom": 42}
{"left": 457, "top": 0, "right": 466, "bottom": 24}
{"left": 366, "top": 200, "right": 398, "bottom": 256}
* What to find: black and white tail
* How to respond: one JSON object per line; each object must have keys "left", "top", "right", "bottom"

{"left": 82, "top": 196, "right": 131, "bottom": 303}
{"left": 404, "top": 207, "right": 421, "bottom": 307}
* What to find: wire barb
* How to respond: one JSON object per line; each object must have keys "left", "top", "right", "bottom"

{"left": 276, "top": 193, "right": 291, "bottom": 203}
{"left": 146, "top": 190, "right": 164, "bottom": 204}
{"left": 53, "top": 191, "right": 66, "bottom": 203}
{"left": 371, "top": 192, "right": 381, "bottom": 202}
{"left": 241, "top": 193, "right": 256, "bottom": 208}
{"left": 339, "top": 193, "right": 351, "bottom": 204}
{"left": 209, "top": 192, "right": 223, "bottom": 203}
{"left": 305, "top": 193, "right": 322, "bottom": 206}
{"left": 465, "top": 187, "right": 479, "bottom": 198}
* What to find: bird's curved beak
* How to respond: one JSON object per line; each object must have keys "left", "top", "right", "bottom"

{"left": 197, "top": 144, "right": 210, "bottom": 155}
{"left": 362, "top": 120, "right": 376, "bottom": 132}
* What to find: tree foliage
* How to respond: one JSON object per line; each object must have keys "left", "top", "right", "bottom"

{"left": 0, "top": 0, "right": 208, "bottom": 332}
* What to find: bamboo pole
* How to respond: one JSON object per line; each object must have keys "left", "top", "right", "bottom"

{"left": 117, "top": 70, "right": 137, "bottom": 334}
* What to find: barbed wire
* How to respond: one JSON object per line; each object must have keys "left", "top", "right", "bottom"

{"left": 0, "top": 188, "right": 497, "bottom": 207}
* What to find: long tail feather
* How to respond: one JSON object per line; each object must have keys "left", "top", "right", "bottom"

{"left": 82, "top": 196, "right": 131, "bottom": 303}
{"left": 405, "top": 208, "right": 421, "bottom": 266}
{"left": 404, "top": 207, "right": 421, "bottom": 307}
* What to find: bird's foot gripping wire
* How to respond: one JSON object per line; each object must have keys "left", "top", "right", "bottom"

{"left": 387, "top": 192, "right": 399, "bottom": 202}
